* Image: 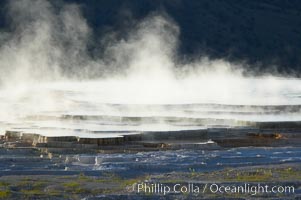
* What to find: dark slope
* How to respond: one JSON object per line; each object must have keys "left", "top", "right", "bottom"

{"left": 1, "top": 0, "right": 301, "bottom": 75}
{"left": 68, "top": 0, "right": 301, "bottom": 75}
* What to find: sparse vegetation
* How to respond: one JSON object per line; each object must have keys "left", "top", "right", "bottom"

{"left": 0, "top": 182, "right": 9, "bottom": 187}
{"left": 63, "top": 181, "right": 80, "bottom": 189}
{"left": 0, "top": 190, "right": 10, "bottom": 199}
{"left": 0, "top": 167, "right": 299, "bottom": 199}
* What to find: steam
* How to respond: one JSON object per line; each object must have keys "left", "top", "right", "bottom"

{"left": 0, "top": 0, "right": 93, "bottom": 84}
{"left": 0, "top": 0, "right": 300, "bottom": 129}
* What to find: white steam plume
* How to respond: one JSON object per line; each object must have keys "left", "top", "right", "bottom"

{"left": 0, "top": 0, "right": 95, "bottom": 86}
{"left": 0, "top": 0, "right": 300, "bottom": 129}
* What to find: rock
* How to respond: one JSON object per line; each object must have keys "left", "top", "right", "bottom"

{"left": 78, "top": 137, "right": 124, "bottom": 146}
{"left": 46, "top": 136, "right": 78, "bottom": 142}
{"left": 247, "top": 133, "right": 285, "bottom": 139}
{"left": 20, "top": 133, "right": 40, "bottom": 144}
{"left": 5, "top": 131, "right": 21, "bottom": 140}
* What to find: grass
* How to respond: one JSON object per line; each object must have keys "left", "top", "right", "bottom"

{"left": 0, "top": 190, "right": 10, "bottom": 199}
{"left": 277, "top": 167, "right": 301, "bottom": 180}
{"left": 0, "top": 182, "right": 9, "bottom": 187}
{"left": 63, "top": 181, "right": 92, "bottom": 194}
{"left": 0, "top": 173, "right": 143, "bottom": 198}
{"left": 32, "top": 181, "right": 47, "bottom": 189}
{"left": 78, "top": 172, "right": 92, "bottom": 181}
{"left": 63, "top": 182, "right": 80, "bottom": 189}
{"left": 0, "top": 167, "right": 299, "bottom": 198}
{"left": 223, "top": 167, "right": 301, "bottom": 182}
{"left": 234, "top": 171, "right": 272, "bottom": 182}
{"left": 154, "top": 167, "right": 301, "bottom": 183}
{"left": 21, "top": 189, "right": 44, "bottom": 196}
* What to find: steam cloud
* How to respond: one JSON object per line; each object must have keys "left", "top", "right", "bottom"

{"left": 0, "top": 0, "right": 300, "bottom": 124}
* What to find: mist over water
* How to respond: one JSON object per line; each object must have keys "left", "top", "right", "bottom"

{"left": 0, "top": 0, "right": 301, "bottom": 136}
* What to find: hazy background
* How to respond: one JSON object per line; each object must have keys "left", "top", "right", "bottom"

{"left": 1, "top": 0, "right": 301, "bottom": 78}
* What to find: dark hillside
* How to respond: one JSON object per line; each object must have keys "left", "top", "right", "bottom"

{"left": 1, "top": 0, "right": 301, "bottom": 75}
